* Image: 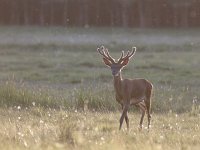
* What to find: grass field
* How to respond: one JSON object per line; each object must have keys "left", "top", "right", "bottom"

{"left": 0, "top": 26, "right": 200, "bottom": 149}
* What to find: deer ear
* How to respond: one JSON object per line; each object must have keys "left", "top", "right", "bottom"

{"left": 103, "top": 58, "right": 112, "bottom": 67}
{"left": 121, "top": 58, "right": 129, "bottom": 66}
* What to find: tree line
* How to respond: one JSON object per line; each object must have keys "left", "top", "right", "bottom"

{"left": 0, "top": 0, "right": 199, "bottom": 28}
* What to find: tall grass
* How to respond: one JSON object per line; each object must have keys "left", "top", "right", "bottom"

{"left": 72, "top": 84, "right": 117, "bottom": 111}
{"left": 0, "top": 80, "right": 199, "bottom": 114}
{"left": 0, "top": 80, "right": 118, "bottom": 111}
{"left": 0, "top": 80, "right": 64, "bottom": 108}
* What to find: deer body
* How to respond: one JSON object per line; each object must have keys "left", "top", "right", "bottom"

{"left": 115, "top": 77, "right": 151, "bottom": 105}
{"left": 97, "top": 46, "right": 153, "bottom": 130}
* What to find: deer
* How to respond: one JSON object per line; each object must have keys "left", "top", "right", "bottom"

{"left": 97, "top": 46, "right": 153, "bottom": 130}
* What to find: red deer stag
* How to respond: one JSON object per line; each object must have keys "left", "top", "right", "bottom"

{"left": 97, "top": 46, "right": 153, "bottom": 130}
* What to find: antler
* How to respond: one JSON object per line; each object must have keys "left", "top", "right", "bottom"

{"left": 97, "top": 46, "right": 115, "bottom": 63}
{"left": 118, "top": 47, "right": 136, "bottom": 64}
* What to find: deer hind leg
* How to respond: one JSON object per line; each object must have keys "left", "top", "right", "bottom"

{"left": 146, "top": 102, "right": 151, "bottom": 129}
{"left": 119, "top": 104, "right": 129, "bottom": 130}
{"left": 138, "top": 102, "right": 146, "bottom": 129}
{"left": 145, "top": 86, "right": 152, "bottom": 129}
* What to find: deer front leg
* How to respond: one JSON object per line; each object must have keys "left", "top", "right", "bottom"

{"left": 119, "top": 104, "right": 129, "bottom": 130}
{"left": 120, "top": 104, "right": 129, "bottom": 130}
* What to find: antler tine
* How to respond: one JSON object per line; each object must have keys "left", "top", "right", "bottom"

{"left": 101, "top": 45, "right": 105, "bottom": 51}
{"left": 128, "top": 47, "right": 136, "bottom": 58}
{"left": 118, "top": 47, "right": 136, "bottom": 64}
{"left": 104, "top": 48, "right": 115, "bottom": 63}
{"left": 97, "top": 46, "right": 107, "bottom": 57}
{"left": 118, "top": 51, "right": 124, "bottom": 61}
{"left": 97, "top": 47, "right": 104, "bottom": 56}
{"left": 97, "top": 46, "right": 115, "bottom": 63}
{"left": 118, "top": 51, "right": 130, "bottom": 64}
{"left": 132, "top": 46, "right": 137, "bottom": 52}
{"left": 117, "top": 51, "right": 124, "bottom": 63}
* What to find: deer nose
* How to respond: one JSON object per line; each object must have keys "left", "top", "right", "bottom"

{"left": 112, "top": 71, "right": 118, "bottom": 76}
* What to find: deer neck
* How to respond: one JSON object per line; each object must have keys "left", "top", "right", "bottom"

{"left": 113, "top": 71, "right": 123, "bottom": 97}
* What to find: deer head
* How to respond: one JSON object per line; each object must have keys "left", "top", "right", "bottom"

{"left": 97, "top": 46, "right": 136, "bottom": 76}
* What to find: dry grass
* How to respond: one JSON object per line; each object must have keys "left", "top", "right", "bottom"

{"left": 0, "top": 108, "right": 199, "bottom": 150}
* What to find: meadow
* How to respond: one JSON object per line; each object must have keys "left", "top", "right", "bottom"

{"left": 0, "top": 26, "right": 199, "bottom": 149}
